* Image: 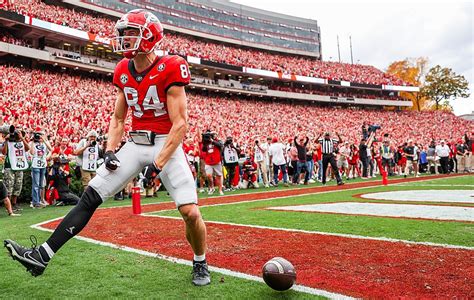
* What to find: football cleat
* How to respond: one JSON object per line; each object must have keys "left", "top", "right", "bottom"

{"left": 4, "top": 236, "right": 48, "bottom": 277}
{"left": 192, "top": 261, "right": 211, "bottom": 286}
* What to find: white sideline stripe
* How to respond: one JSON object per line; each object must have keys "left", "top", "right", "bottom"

{"left": 145, "top": 215, "right": 474, "bottom": 251}
{"left": 30, "top": 223, "right": 352, "bottom": 299}
{"left": 395, "top": 184, "right": 474, "bottom": 187}
{"left": 96, "top": 175, "right": 463, "bottom": 212}
{"left": 150, "top": 184, "right": 397, "bottom": 215}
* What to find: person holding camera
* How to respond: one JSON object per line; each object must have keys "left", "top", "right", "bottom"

{"left": 1, "top": 125, "right": 30, "bottom": 211}
{"left": 0, "top": 133, "right": 20, "bottom": 216}
{"left": 240, "top": 155, "right": 259, "bottom": 189}
{"left": 254, "top": 138, "right": 269, "bottom": 188}
{"left": 74, "top": 130, "right": 100, "bottom": 188}
{"left": 359, "top": 131, "right": 376, "bottom": 179}
{"left": 49, "top": 155, "right": 79, "bottom": 206}
{"left": 201, "top": 131, "right": 224, "bottom": 196}
{"left": 223, "top": 136, "right": 240, "bottom": 191}
{"left": 29, "top": 131, "right": 52, "bottom": 208}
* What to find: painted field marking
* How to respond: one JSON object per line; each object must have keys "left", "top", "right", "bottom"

{"left": 30, "top": 222, "right": 352, "bottom": 300}
{"left": 360, "top": 190, "right": 474, "bottom": 203}
{"left": 268, "top": 202, "right": 474, "bottom": 222}
{"left": 146, "top": 215, "right": 474, "bottom": 251}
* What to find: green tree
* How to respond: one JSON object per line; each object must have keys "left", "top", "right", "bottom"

{"left": 422, "top": 65, "right": 470, "bottom": 110}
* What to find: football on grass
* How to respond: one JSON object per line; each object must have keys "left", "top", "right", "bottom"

{"left": 262, "top": 257, "right": 296, "bottom": 291}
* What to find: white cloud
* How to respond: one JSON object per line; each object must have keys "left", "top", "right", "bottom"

{"left": 231, "top": 0, "right": 474, "bottom": 116}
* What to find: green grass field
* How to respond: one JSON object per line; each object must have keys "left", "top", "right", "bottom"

{"left": 0, "top": 174, "right": 472, "bottom": 298}
{"left": 157, "top": 176, "right": 474, "bottom": 247}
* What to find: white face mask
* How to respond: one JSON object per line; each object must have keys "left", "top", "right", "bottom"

{"left": 112, "top": 25, "right": 143, "bottom": 53}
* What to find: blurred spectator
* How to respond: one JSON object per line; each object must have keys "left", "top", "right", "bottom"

{"left": 2, "top": 129, "right": 30, "bottom": 210}
{"left": 292, "top": 135, "right": 310, "bottom": 185}
{"left": 222, "top": 136, "right": 240, "bottom": 190}
{"left": 426, "top": 140, "right": 438, "bottom": 174}
{"left": 29, "top": 131, "right": 52, "bottom": 208}
{"left": 435, "top": 140, "right": 450, "bottom": 174}
{"left": 201, "top": 131, "right": 224, "bottom": 195}
{"left": 268, "top": 137, "right": 289, "bottom": 187}
{"left": 73, "top": 130, "right": 100, "bottom": 188}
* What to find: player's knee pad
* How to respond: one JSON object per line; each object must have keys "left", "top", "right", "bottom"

{"left": 79, "top": 186, "right": 103, "bottom": 211}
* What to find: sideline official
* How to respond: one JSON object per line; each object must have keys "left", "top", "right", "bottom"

{"left": 318, "top": 132, "right": 344, "bottom": 186}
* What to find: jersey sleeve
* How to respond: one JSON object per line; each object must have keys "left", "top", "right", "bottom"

{"left": 163, "top": 56, "right": 191, "bottom": 93}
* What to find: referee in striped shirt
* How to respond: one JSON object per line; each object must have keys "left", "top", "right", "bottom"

{"left": 318, "top": 132, "right": 344, "bottom": 186}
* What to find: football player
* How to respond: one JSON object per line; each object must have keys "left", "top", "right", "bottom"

{"left": 4, "top": 9, "right": 210, "bottom": 286}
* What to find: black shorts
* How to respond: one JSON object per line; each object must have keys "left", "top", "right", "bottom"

{"left": 0, "top": 181, "right": 7, "bottom": 200}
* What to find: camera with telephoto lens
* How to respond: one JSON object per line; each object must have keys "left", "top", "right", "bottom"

{"left": 225, "top": 136, "right": 233, "bottom": 146}
{"left": 33, "top": 132, "right": 42, "bottom": 142}
{"left": 368, "top": 124, "right": 381, "bottom": 134}
{"left": 202, "top": 132, "right": 212, "bottom": 142}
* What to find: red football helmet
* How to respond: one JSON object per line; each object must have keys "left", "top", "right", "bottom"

{"left": 112, "top": 9, "right": 164, "bottom": 59}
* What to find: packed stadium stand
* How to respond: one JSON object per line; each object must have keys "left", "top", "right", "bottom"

{"left": 1, "top": 0, "right": 411, "bottom": 86}
{"left": 0, "top": 64, "right": 471, "bottom": 149}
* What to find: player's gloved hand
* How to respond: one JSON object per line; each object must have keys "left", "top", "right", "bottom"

{"left": 104, "top": 150, "right": 121, "bottom": 171}
{"left": 144, "top": 161, "right": 161, "bottom": 181}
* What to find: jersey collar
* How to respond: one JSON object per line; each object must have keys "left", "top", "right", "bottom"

{"left": 128, "top": 55, "right": 163, "bottom": 83}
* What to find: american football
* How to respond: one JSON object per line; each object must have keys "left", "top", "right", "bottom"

{"left": 0, "top": 0, "right": 472, "bottom": 298}
{"left": 262, "top": 257, "right": 297, "bottom": 291}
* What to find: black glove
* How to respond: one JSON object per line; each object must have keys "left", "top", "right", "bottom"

{"left": 104, "top": 150, "right": 120, "bottom": 171}
{"left": 144, "top": 162, "right": 161, "bottom": 181}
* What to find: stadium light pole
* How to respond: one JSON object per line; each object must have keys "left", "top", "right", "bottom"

{"left": 337, "top": 35, "right": 341, "bottom": 63}
{"left": 350, "top": 36, "right": 354, "bottom": 65}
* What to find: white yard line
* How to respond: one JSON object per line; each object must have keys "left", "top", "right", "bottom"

{"left": 143, "top": 214, "right": 474, "bottom": 251}
{"left": 30, "top": 222, "right": 352, "bottom": 299}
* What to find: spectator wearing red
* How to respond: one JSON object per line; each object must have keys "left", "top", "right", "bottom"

{"left": 201, "top": 131, "right": 224, "bottom": 195}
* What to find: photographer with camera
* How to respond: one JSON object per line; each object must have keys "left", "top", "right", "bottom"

{"left": 240, "top": 155, "right": 259, "bottom": 189}
{"left": 48, "top": 155, "right": 79, "bottom": 206}
{"left": 29, "top": 131, "right": 52, "bottom": 208}
{"left": 1, "top": 124, "right": 30, "bottom": 211}
{"left": 0, "top": 131, "right": 20, "bottom": 216}
{"left": 359, "top": 131, "right": 376, "bottom": 179}
{"left": 74, "top": 130, "right": 101, "bottom": 188}
{"left": 254, "top": 138, "right": 269, "bottom": 188}
{"left": 223, "top": 136, "right": 240, "bottom": 191}
{"left": 201, "top": 131, "right": 224, "bottom": 196}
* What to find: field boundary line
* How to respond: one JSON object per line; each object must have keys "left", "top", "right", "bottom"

{"left": 30, "top": 222, "right": 353, "bottom": 299}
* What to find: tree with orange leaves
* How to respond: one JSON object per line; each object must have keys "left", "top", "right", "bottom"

{"left": 386, "top": 57, "right": 429, "bottom": 111}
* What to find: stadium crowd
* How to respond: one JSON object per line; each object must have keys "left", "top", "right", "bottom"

{"left": 2, "top": 1, "right": 409, "bottom": 86}
{"left": 0, "top": 64, "right": 472, "bottom": 215}
{"left": 0, "top": 64, "right": 471, "bottom": 149}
